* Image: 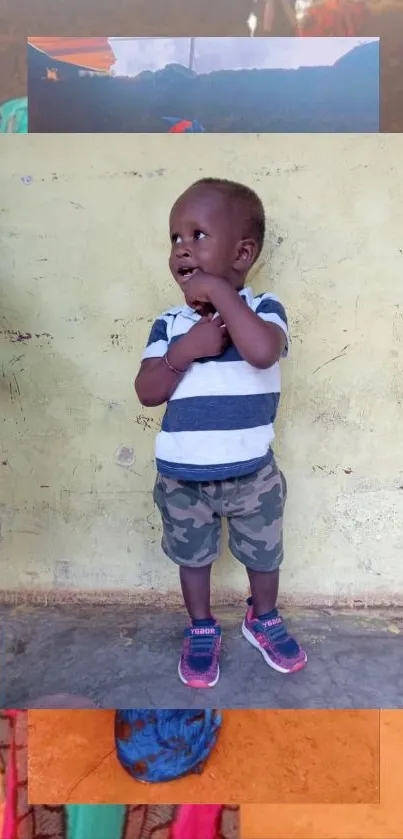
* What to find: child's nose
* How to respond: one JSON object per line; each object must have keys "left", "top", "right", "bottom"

{"left": 175, "top": 242, "right": 192, "bottom": 257}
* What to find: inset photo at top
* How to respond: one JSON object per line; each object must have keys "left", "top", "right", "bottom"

{"left": 27, "top": 36, "right": 379, "bottom": 133}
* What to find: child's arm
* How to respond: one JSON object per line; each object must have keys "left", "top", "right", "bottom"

{"left": 184, "top": 274, "right": 287, "bottom": 369}
{"left": 135, "top": 342, "right": 192, "bottom": 407}
{"left": 134, "top": 313, "right": 229, "bottom": 407}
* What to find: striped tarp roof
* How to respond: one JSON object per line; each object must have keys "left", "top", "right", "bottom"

{"left": 27, "top": 37, "right": 116, "bottom": 72}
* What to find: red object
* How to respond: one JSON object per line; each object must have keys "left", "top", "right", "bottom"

{"left": 2, "top": 711, "right": 20, "bottom": 839}
{"left": 168, "top": 120, "right": 193, "bottom": 133}
{"left": 171, "top": 805, "right": 222, "bottom": 839}
{"left": 297, "top": 0, "right": 367, "bottom": 36}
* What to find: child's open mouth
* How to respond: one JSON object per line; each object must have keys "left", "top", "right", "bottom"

{"left": 178, "top": 267, "right": 198, "bottom": 278}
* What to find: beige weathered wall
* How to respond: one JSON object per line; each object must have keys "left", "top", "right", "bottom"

{"left": 1, "top": 134, "right": 402, "bottom": 606}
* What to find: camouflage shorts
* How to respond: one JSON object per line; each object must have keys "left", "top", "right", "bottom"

{"left": 153, "top": 457, "right": 287, "bottom": 572}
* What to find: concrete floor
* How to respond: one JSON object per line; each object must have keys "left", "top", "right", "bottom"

{"left": 1, "top": 604, "right": 402, "bottom": 709}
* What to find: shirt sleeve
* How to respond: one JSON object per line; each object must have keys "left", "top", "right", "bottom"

{"left": 141, "top": 316, "right": 169, "bottom": 361}
{"left": 255, "top": 294, "right": 289, "bottom": 357}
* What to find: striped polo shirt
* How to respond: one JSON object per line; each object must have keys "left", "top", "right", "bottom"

{"left": 141, "top": 287, "right": 288, "bottom": 481}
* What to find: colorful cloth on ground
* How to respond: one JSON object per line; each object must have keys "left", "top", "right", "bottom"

{"left": 66, "top": 806, "right": 126, "bottom": 839}
{"left": 296, "top": 0, "right": 367, "bottom": 35}
{"left": 171, "top": 805, "right": 222, "bottom": 839}
{"left": 123, "top": 805, "right": 239, "bottom": 839}
{"left": 0, "top": 711, "right": 29, "bottom": 839}
{"left": 115, "top": 710, "right": 221, "bottom": 782}
{"left": 0, "top": 711, "right": 238, "bottom": 838}
{"left": 0, "top": 99, "right": 28, "bottom": 133}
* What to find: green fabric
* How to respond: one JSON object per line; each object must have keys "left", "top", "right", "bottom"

{"left": 0, "top": 98, "right": 28, "bottom": 133}
{"left": 66, "top": 805, "right": 126, "bottom": 839}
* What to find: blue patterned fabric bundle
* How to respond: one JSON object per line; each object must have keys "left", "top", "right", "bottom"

{"left": 115, "top": 709, "right": 221, "bottom": 783}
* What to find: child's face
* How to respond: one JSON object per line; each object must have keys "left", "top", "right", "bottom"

{"left": 169, "top": 186, "right": 243, "bottom": 293}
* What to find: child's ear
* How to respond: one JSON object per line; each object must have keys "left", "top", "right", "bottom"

{"left": 233, "top": 238, "right": 258, "bottom": 272}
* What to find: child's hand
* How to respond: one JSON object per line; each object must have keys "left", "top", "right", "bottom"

{"left": 183, "top": 271, "right": 218, "bottom": 311}
{"left": 183, "top": 314, "right": 229, "bottom": 360}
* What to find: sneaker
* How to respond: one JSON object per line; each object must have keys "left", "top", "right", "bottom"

{"left": 242, "top": 597, "right": 307, "bottom": 674}
{"left": 178, "top": 619, "right": 221, "bottom": 688}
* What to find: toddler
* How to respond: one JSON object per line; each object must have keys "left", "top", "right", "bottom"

{"left": 135, "top": 178, "right": 307, "bottom": 688}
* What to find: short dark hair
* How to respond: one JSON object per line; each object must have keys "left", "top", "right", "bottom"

{"left": 192, "top": 177, "right": 266, "bottom": 261}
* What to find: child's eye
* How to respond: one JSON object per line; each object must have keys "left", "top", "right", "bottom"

{"left": 171, "top": 230, "right": 205, "bottom": 244}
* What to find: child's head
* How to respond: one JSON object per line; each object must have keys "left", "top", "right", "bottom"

{"left": 169, "top": 178, "right": 265, "bottom": 293}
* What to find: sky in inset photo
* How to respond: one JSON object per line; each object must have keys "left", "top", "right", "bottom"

{"left": 108, "top": 36, "right": 377, "bottom": 75}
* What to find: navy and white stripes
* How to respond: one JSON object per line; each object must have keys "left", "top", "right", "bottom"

{"left": 142, "top": 287, "right": 288, "bottom": 481}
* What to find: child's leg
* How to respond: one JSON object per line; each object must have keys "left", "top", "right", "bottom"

{"left": 178, "top": 563, "right": 222, "bottom": 687}
{"left": 179, "top": 564, "right": 213, "bottom": 620}
{"left": 228, "top": 459, "right": 307, "bottom": 673}
{"left": 153, "top": 473, "right": 222, "bottom": 687}
{"left": 246, "top": 567, "right": 279, "bottom": 616}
